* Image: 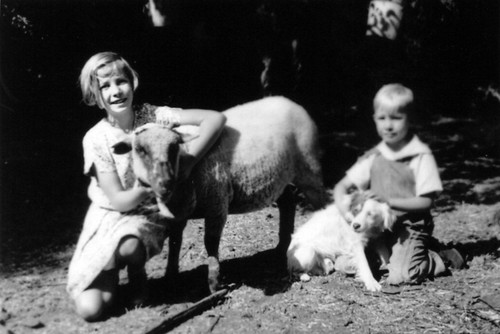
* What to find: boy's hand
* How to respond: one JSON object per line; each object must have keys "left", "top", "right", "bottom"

{"left": 335, "top": 201, "right": 353, "bottom": 223}
{"left": 344, "top": 211, "right": 355, "bottom": 224}
{"left": 365, "top": 190, "right": 386, "bottom": 203}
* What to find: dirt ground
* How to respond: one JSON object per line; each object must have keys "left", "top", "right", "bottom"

{"left": 1, "top": 114, "right": 500, "bottom": 334}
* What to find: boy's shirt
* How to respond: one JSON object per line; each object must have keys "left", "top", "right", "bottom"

{"left": 346, "top": 135, "right": 443, "bottom": 197}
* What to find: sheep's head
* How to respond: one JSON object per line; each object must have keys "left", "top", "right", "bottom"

{"left": 113, "top": 123, "right": 196, "bottom": 218}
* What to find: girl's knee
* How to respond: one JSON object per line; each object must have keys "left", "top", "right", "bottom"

{"left": 117, "top": 236, "right": 146, "bottom": 265}
{"left": 75, "top": 270, "right": 118, "bottom": 321}
{"left": 75, "top": 291, "right": 106, "bottom": 322}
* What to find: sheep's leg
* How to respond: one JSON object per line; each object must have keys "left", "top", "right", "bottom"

{"left": 295, "top": 170, "right": 329, "bottom": 210}
{"left": 204, "top": 215, "right": 226, "bottom": 293}
{"left": 276, "top": 185, "right": 296, "bottom": 254}
{"left": 164, "top": 219, "right": 187, "bottom": 284}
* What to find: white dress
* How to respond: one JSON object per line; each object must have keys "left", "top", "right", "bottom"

{"left": 67, "top": 104, "right": 180, "bottom": 300}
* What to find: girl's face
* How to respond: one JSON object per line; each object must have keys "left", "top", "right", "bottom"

{"left": 96, "top": 66, "right": 133, "bottom": 118}
{"left": 373, "top": 106, "right": 410, "bottom": 151}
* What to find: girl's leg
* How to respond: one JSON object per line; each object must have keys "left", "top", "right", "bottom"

{"left": 75, "top": 236, "right": 148, "bottom": 320}
{"left": 75, "top": 269, "right": 118, "bottom": 322}
{"left": 116, "top": 236, "right": 148, "bottom": 306}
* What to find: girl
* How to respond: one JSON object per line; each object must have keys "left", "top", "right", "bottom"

{"left": 67, "top": 52, "right": 226, "bottom": 321}
{"left": 334, "top": 83, "right": 464, "bottom": 287}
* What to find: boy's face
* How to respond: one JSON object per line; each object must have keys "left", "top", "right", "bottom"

{"left": 373, "top": 106, "right": 410, "bottom": 151}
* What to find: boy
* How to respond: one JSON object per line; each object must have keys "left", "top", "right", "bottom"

{"left": 334, "top": 83, "right": 464, "bottom": 285}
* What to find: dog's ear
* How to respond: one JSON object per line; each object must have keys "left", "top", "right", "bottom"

{"left": 348, "top": 191, "right": 363, "bottom": 212}
{"left": 381, "top": 203, "right": 396, "bottom": 231}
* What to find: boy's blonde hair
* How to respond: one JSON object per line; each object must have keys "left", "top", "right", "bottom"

{"left": 79, "top": 52, "right": 139, "bottom": 108}
{"left": 373, "top": 83, "right": 414, "bottom": 116}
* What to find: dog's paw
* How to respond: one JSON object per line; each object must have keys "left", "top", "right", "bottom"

{"left": 300, "top": 273, "right": 311, "bottom": 282}
{"left": 323, "top": 258, "right": 335, "bottom": 274}
{"left": 385, "top": 273, "right": 404, "bottom": 286}
{"left": 364, "top": 279, "right": 382, "bottom": 292}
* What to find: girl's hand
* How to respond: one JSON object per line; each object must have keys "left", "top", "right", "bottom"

{"left": 156, "top": 107, "right": 181, "bottom": 129}
{"left": 133, "top": 178, "right": 153, "bottom": 196}
{"left": 97, "top": 169, "right": 154, "bottom": 212}
{"left": 158, "top": 120, "right": 177, "bottom": 129}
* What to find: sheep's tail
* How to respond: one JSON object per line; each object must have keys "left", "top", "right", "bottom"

{"left": 288, "top": 102, "right": 330, "bottom": 209}
{"left": 287, "top": 243, "right": 317, "bottom": 273}
{"left": 287, "top": 242, "right": 332, "bottom": 276}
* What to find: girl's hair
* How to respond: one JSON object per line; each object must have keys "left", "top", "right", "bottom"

{"left": 79, "top": 52, "right": 139, "bottom": 108}
{"left": 373, "top": 83, "right": 414, "bottom": 116}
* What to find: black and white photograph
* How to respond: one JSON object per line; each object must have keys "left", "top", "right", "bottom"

{"left": 1, "top": 0, "right": 500, "bottom": 333}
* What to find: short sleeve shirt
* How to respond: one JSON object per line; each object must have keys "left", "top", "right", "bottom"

{"left": 83, "top": 104, "right": 181, "bottom": 209}
{"left": 346, "top": 135, "right": 443, "bottom": 197}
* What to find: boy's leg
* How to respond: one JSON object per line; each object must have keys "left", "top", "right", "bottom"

{"left": 386, "top": 225, "right": 445, "bottom": 285}
{"left": 438, "top": 248, "right": 465, "bottom": 270}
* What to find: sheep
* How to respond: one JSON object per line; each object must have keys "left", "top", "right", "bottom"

{"left": 113, "top": 96, "right": 329, "bottom": 293}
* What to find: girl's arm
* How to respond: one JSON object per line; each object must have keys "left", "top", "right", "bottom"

{"left": 177, "top": 109, "right": 227, "bottom": 179}
{"left": 97, "top": 169, "right": 151, "bottom": 212}
{"left": 387, "top": 195, "right": 434, "bottom": 213}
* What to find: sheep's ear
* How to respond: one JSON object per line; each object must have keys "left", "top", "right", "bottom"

{"left": 112, "top": 139, "right": 133, "bottom": 155}
{"left": 175, "top": 125, "right": 200, "bottom": 144}
{"left": 381, "top": 203, "right": 396, "bottom": 231}
{"left": 179, "top": 132, "right": 199, "bottom": 144}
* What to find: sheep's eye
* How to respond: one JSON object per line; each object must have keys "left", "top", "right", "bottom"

{"left": 135, "top": 145, "right": 148, "bottom": 155}
{"left": 168, "top": 146, "right": 179, "bottom": 163}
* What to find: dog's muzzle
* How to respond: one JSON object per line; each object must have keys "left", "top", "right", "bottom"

{"left": 352, "top": 222, "right": 361, "bottom": 231}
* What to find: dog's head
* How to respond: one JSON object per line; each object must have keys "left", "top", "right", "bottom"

{"left": 347, "top": 191, "right": 396, "bottom": 237}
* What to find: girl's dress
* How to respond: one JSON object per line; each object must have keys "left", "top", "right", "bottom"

{"left": 67, "top": 104, "right": 180, "bottom": 300}
{"left": 346, "top": 135, "right": 447, "bottom": 284}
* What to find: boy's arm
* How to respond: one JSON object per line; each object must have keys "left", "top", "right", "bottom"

{"left": 333, "top": 176, "right": 356, "bottom": 220}
{"left": 334, "top": 153, "right": 375, "bottom": 220}
{"left": 387, "top": 193, "right": 435, "bottom": 213}
{"left": 389, "top": 152, "right": 442, "bottom": 213}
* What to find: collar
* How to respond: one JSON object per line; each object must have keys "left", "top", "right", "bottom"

{"left": 376, "top": 135, "right": 431, "bottom": 161}
{"left": 106, "top": 113, "right": 135, "bottom": 134}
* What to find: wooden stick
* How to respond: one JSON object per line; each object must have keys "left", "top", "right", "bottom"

{"left": 144, "top": 289, "right": 229, "bottom": 334}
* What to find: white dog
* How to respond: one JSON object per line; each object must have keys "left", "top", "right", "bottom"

{"left": 287, "top": 192, "right": 396, "bottom": 291}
